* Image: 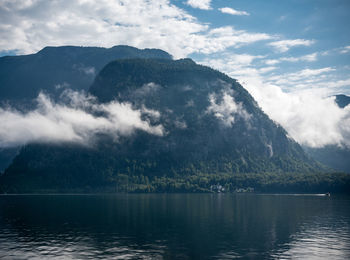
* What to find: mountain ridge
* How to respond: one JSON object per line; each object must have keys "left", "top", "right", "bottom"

{"left": 0, "top": 45, "right": 172, "bottom": 103}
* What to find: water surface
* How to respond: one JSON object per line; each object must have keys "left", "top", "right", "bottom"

{"left": 0, "top": 194, "right": 349, "bottom": 259}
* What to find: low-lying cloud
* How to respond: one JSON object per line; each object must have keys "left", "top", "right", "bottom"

{"left": 207, "top": 90, "right": 251, "bottom": 127}
{"left": 0, "top": 90, "right": 164, "bottom": 148}
{"left": 243, "top": 84, "right": 350, "bottom": 148}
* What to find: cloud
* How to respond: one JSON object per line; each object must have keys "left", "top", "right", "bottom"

{"left": 0, "top": 90, "right": 164, "bottom": 148}
{"left": 263, "top": 53, "right": 318, "bottom": 65}
{"left": 268, "top": 39, "right": 315, "bottom": 53}
{"left": 326, "top": 78, "right": 350, "bottom": 89}
{"left": 0, "top": 0, "right": 273, "bottom": 58}
{"left": 73, "top": 64, "right": 96, "bottom": 76}
{"left": 280, "top": 52, "right": 318, "bottom": 62}
{"left": 186, "top": 0, "right": 211, "bottom": 10}
{"left": 259, "top": 66, "right": 277, "bottom": 74}
{"left": 243, "top": 84, "right": 350, "bottom": 148}
{"left": 264, "top": 59, "right": 280, "bottom": 65}
{"left": 207, "top": 90, "right": 251, "bottom": 127}
{"left": 202, "top": 27, "right": 271, "bottom": 53}
{"left": 198, "top": 51, "right": 348, "bottom": 95}
{"left": 297, "top": 67, "right": 334, "bottom": 77}
{"left": 199, "top": 52, "right": 264, "bottom": 72}
{"left": 319, "top": 46, "right": 350, "bottom": 56}
{"left": 285, "top": 68, "right": 334, "bottom": 81}
{"left": 218, "top": 7, "right": 249, "bottom": 16}
{"left": 267, "top": 67, "right": 336, "bottom": 89}
{"left": 340, "top": 45, "right": 350, "bottom": 54}
{"left": 134, "top": 82, "right": 160, "bottom": 97}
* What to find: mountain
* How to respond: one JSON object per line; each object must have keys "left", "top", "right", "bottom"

{"left": 0, "top": 45, "right": 171, "bottom": 104}
{"left": 0, "top": 58, "right": 334, "bottom": 193}
{"left": 0, "top": 148, "right": 19, "bottom": 173}
{"left": 89, "top": 58, "right": 314, "bottom": 169}
{"left": 335, "top": 94, "right": 350, "bottom": 108}
{"left": 0, "top": 45, "right": 172, "bottom": 172}
{"left": 304, "top": 145, "right": 350, "bottom": 173}
{"left": 304, "top": 94, "right": 350, "bottom": 173}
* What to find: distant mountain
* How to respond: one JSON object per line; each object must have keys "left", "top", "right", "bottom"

{"left": 0, "top": 45, "right": 171, "bottom": 103}
{"left": 304, "top": 94, "right": 350, "bottom": 173}
{"left": 304, "top": 145, "right": 350, "bottom": 173}
{"left": 0, "top": 45, "right": 171, "bottom": 172}
{"left": 0, "top": 58, "right": 328, "bottom": 193}
{"left": 335, "top": 94, "right": 350, "bottom": 108}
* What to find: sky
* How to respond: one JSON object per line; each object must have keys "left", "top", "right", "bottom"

{"left": 0, "top": 0, "right": 349, "bottom": 148}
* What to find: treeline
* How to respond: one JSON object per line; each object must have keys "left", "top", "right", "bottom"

{"left": 107, "top": 172, "right": 350, "bottom": 194}
{"left": 2, "top": 171, "right": 349, "bottom": 194}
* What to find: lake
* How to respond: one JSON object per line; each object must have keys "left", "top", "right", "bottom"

{"left": 0, "top": 194, "right": 349, "bottom": 259}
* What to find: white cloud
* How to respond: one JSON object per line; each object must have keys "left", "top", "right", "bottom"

{"left": 199, "top": 52, "right": 264, "bottom": 72}
{"left": 134, "top": 82, "right": 160, "bottom": 97}
{"left": 280, "top": 52, "right": 318, "bottom": 62}
{"left": 199, "top": 52, "right": 266, "bottom": 85}
{"left": 326, "top": 78, "right": 350, "bottom": 89}
{"left": 0, "top": 90, "right": 164, "bottom": 148}
{"left": 218, "top": 7, "right": 249, "bottom": 16}
{"left": 73, "top": 64, "right": 96, "bottom": 76}
{"left": 264, "top": 59, "right": 280, "bottom": 65}
{"left": 186, "top": 0, "right": 211, "bottom": 10}
{"left": 203, "top": 27, "right": 271, "bottom": 53}
{"left": 207, "top": 90, "right": 250, "bottom": 126}
{"left": 298, "top": 67, "right": 334, "bottom": 77}
{"left": 267, "top": 67, "right": 336, "bottom": 89}
{"left": 340, "top": 46, "right": 350, "bottom": 54}
{"left": 259, "top": 66, "right": 277, "bottom": 74}
{"left": 268, "top": 39, "right": 315, "bottom": 53}
{"left": 319, "top": 46, "right": 350, "bottom": 56}
{"left": 243, "top": 83, "right": 350, "bottom": 148}
{"left": 0, "top": 0, "right": 272, "bottom": 58}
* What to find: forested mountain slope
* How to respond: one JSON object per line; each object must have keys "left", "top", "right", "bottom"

{"left": 0, "top": 58, "right": 331, "bottom": 193}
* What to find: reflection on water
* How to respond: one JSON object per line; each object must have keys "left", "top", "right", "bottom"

{"left": 0, "top": 194, "right": 349, "bottom": 259}
{"left": 272, "top": 214, "right": 350, "bottom": 259}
